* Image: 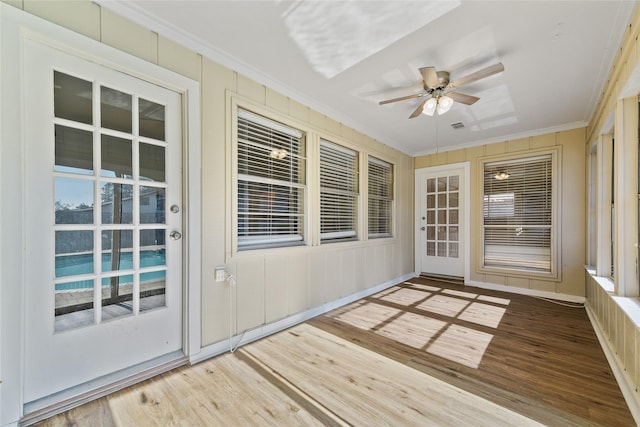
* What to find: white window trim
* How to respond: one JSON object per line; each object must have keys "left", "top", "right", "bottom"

{"left": 613, "top": 97, "right": 639, "bottom": 297}
{"left": 319, "top": 139, "right": 359, "bottom": 243}
{"left": 234, "top": 106, "right": 308, "bottom": 251}
{"left": 477, "top": 147, "right": 562, "bottom": 281}
{"left": 367, "top": 155, "right": 394, "bottom": 239}
{"left": 1, "top": 5, "right": 202, "bottom": 423}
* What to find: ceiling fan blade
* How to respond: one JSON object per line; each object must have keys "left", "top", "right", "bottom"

{"left": 409, "top": 99, "right": 429, "bottom": 119}
{"left": 448, "top": 92, "right": 480, "bottom": 105}
{"left": 379, "top": 92, "right": 426, "bottom": 105}
{"left": 449, "top": 62, "right": 504, "bottom": 89}
{"left": 419, "top": 66, "right": 439, "bottom": 88}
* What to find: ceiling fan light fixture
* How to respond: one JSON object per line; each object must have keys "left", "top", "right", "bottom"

{"left": 422, "top": 97, "right": 437, "bottom": 116}
{"left": 270, "top": 148, "right": 288, "bottom": 159}
{"left": 494, "top": 170, "right": 510, "bottom": 180}
{"left": 437, "top": 95, "right": 454, "bottom": 115}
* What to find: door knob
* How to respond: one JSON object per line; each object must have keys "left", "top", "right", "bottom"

{"left": 420, "top": 227, "right": 425, "bottom": 231}
{"left": 170, "top": 230, "right": 182, "bottom": 240}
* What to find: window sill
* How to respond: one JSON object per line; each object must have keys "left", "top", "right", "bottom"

{"left": 585, "top": 265, "right": 640, "bottom": 327}
{"left": 584, "top": 265, "right": 614, "bottom": 293}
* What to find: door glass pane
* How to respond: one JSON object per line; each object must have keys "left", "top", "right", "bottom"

{"left": 449, "top": 175, "right": 459, "bottom": 191}
{"left": 55, "top": 125, "right": 93, "bottom": 175}
{"left": 140, "top": 270, "right": 166, "bottom": 312}
{"left": 141, "top": 229, "right": 166, "bottom": 251}
{"left": 102, "top": 274, "right": 134, "bottom": 321}
{"left": 449, "top": 226, "right": 459, "bottom": 241}
{"left": 55, "top": 178, "right": 94, "bottom": 224}
{"left": 438, "top": 209, "right": 446, "bottom": 225}
{"left": 55, "top": 279, "right": 95, "bottom": 332}
{"left": 101, "top": 135, "right": 132, "bottom": 177}
{"left": 438, "top": 226, "right": 446, "bottom": 240}
{"left": 437, "top": 242, "right": 447, "bottom": 257}
{"left": 427, "top": 210, "right": 435, "bottom": 225}
{"left": 142, "top": 247, "right": 166, "bottom": 268}
{"left": 102, "top": 230, "right": 133, "bottom": 272}
{"left": 449, "top": 243, "right": 459, "bottom": 258}
{"left": 140, "top": 187, "right": 166, "bottom": 224}
{"left": 427, "top": 178, "right": 435, "bottom": 193}
{"left": 450, "top": 209, "right": 459, "bottom": 225}
{"left": 427, "top": 194, "right": 435, "bottom": 209}
{"left": 101, "top": 183, "right": 134, "bottom": 224}
{"left": 427, "top": 242, "right": 435, "bottom": 256}
{"left": 450, "top": 192, "right": 459, "bottom": 208}
{"left": 101, "top": 86, "right": 132, "bottom": 133}
{"left": 427, "top": 226, "right": 435, "bottom": 240}
{"left": 437, "top": 193, "right": 446, "bottom": 208}
{"left": 54, "top": 71, "right": 92, "bottom": 124}
{"left": 140, "top": 143, "right": 165, "bottom": 182}
{"left": 55, "top": 230, "right": 94, "bottom": 277}
{"left": 437, "top": 177, "right": 447, "bottom": 191}
{"left": 139, "top": 98, "right": 165, "bottom": 140}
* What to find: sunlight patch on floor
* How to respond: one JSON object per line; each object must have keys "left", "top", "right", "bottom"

{"left": 427, "top": 324, "right": 494, "bottom": 369}
{"left": 375, "top": 312, "right": 446, "bottom": 350}
{"left": 458, "top": 302, "right": 507, "bottom": 328}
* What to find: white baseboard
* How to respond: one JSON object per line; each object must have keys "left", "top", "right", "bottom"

{"left": 190, "top": 272, "right": 417, "bottom": 364}
{"left": 466, "top": 280, "right": 586, "bottom": 303}
{"left": 585, "top": 304, "right": 640, "bottom": 425}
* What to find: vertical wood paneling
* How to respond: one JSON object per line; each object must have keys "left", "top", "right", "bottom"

{"left": 24, "top": 0, "right": 100, "bottom": 40}
{"left": 237, "top": 74, "right": 265, "bottom": 104}
{"left": 340, "top": 249, "right": 356, "bottom": 297}
{"left": 236, "top": 258, "right": 265, "bottom": 332}
{"left": 353, "top": 247, "right": 367, "bottom": 291}
{"left": 623, "top": 316, "right": 636, "bottom": 381}
{"left": 264, "top": 255, "right": 289, "bottom": 323}
{"left": 100, "top": 8, "right": 158, "bottom": 64}
{"left": 265, "top": 88, "right": 288, "bottom": 115}
{"left": 325, "top": 250, "right": 342, "bottom": 301}
{"left": 158, "top": 36, "right": 201, "bottom": 82}
{"left": 507, "top": 138, "right": 530, "bottom": 153}
{"left": 309, "top": 252, "right": 327, "bottom": 306}
{"left": 506, "top": 276, "right": 529, "bottom": 289}
{"left": 485, "top": 141, "right": 507, "bottom": 156}
{"left": 287, "top": 252, "right": 309, "bottom": 315}
{"left": 531, "top": 133, "right": 556, "bottom": 148}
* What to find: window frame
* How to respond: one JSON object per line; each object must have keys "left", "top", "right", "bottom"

{"left": 367, "top": 155, "right": 394, "bottom": 239}
{"left": 319, "top": 139, "right": 360, "bottom": 244}
{"left": 234, "top": 108, "right": 308, "bottom": 251}
{"left": 478, "top": 148, "right": 561, "bottom": 280}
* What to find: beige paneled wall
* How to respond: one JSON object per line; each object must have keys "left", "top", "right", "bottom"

{"left": 415, "top": 128, "right": 586, "bottom": 297}
{"left": 585, "top": 3, "right": 640, "bottom": 410}
{"left": 9, "top": 0, "right": 414, "bottom": 348}
{"left": 586, "top": 276, "right": 640, "bottom": 403}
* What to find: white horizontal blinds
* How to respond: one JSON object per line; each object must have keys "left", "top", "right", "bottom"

{"left": 237, "top": 109, "right": 306, "bottom": 250}
{"left": 368, "top": 156, "right": 393, "bottom": 238}
{"left": 483, "top": 154, "right": 552, "bottom": 272}
{"left": 320, "top": 140, "right": 359, "bottom": 242}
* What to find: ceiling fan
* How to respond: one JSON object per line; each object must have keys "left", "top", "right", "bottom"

{"left": 379, "top": 62, "right": 505, "bottom": 118}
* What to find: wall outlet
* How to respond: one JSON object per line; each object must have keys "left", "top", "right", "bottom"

{"left": 214, "top": 266, "right": 226, "bottom": 282}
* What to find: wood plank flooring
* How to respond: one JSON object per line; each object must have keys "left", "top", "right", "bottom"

{"left": 34, "top": 277, "right": 635, "bottom": 426}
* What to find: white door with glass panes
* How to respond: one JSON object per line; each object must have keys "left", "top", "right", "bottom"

{"left": 23, "top": 40, "right": 184, "bottom": 403}
{"left": 418, "top": 168, "right": 465, "bottom": 277}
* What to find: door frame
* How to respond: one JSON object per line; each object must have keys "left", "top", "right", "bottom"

{"left": 1, "top": 4, "right": 201, "bottom": 423}
{"left": 414, "top": 162, "right": 470, "bottom": 282}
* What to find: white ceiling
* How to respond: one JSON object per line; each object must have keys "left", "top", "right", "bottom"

{"left": 101, "top": 1, "right": 636, "bottom": 156}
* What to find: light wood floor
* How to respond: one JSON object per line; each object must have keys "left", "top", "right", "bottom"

{"left": 35, "top": 277, "right": 635, "bottom": 426}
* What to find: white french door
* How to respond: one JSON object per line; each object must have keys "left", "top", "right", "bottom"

{"left": 417, "top": 166, "right": 466, "bottom": 277}
{"left": 23, "top": 40, "right": 184, "bottom": 404}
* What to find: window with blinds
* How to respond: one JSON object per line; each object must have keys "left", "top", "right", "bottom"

{"left": 320, "top": 140, "right": 359, "bottom": 243}
{"left": 237, "top": 109, "right": 306, "bottom": 250}
{"left": 368, "top": 156, "right": 393, "bottom": 238}
{"left": 483, "top": 154, "right": 552, "bottom": 272}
